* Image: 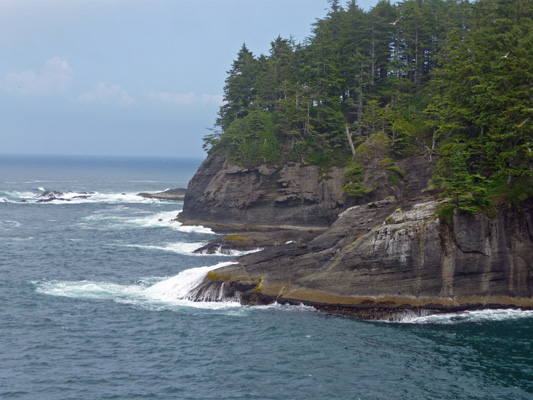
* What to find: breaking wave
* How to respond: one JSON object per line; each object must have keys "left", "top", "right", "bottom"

{"left": 119, "top": 242, "right": 209, "bottom": 255}
{"left": 0, "top": 189, "right": 176, "bottom": 205}
{"left": 34, "top": 262, "right": 240, "bottom": 311}
{"left": 82, "top": 210, "right": 215, "bottom": 234}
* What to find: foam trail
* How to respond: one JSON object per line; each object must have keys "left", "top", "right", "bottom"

{"left": 195, "top": 246, "right": 263, "bottom": 256}
{"left": 35, "top": 280, "right": 144, "bottom": 300}
{"left": 4, "top": 190, "right": 176, "bottom": 204}
{"left": 0, "top": 220, "right": 22, "bottom": 230}
{"left": 397, "top": 309, "right": 533, "bottom": 324}
{"left": 83, "top": 210, "right": 214, "bottom": 234}
{"left": 34, "top": 261, "right": 239, "bottom": 310}
{"left": 120, "top": 242, "right": 208, "bottom": 255}
{"left": 169, "top": 219, "right": 214, "bottom": 234}
{"left": 1, "top": 191, "right": 38, "bottom": 203}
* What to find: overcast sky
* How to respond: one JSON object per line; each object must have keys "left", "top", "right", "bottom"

{"left": 1, "top": 0, "right": 390, "bottom": 158}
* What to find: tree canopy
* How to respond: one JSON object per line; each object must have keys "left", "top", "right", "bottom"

{"left": 203, "top": 0, "right": 533, "bottom": 213}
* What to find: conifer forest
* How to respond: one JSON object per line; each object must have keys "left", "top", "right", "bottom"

{"left": 203, "top": 0, "right": 533, "bottom": 215}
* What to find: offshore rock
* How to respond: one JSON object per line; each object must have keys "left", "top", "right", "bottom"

{"left": 35, "top": 190, "right": 94, "bottom": 202}
{"left": 177, "top": 153, "right": 345, "bottom": 230}
{"left": 193, "top": 198, "right": 533, "bottom": 320}
{"left": 137, "top": 188, "right": 186, "bottom": 201}
{"left": 192, "top": 229, "right": 316, "bottom": 255}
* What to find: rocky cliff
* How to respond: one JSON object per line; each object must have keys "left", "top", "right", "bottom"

{"left": 191, "top": 197, "right": 533, "bottom": 319}
{"left": 178, "top": 148, "right": 434, "bottom": 231}
{"left": 178, "top": 153, "right": 346, "bottom": 230}
{"left": 179, "top": 150, "right": 533, "bottom": 319}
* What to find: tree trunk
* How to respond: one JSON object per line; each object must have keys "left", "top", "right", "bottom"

{"left": 346, "top": 125, "right": 356, "bottom": 157}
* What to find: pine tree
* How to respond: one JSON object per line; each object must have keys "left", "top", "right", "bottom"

{"left": 216, "top": 44, "right": 257, "bottom": 131}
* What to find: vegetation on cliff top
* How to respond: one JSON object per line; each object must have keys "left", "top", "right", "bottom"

{"left": 203, "top": 0, "right": 533, "bottom": 213}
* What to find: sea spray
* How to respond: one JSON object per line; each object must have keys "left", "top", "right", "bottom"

{"left": 119, "top": 242, "right": 209, "bottom": 255}
{"left": 143, "top": 261, "right": 237, "bottom": 301}
{"left": 81, "top": 209, "right": 215, "bottom": 234}
{"left": 35, "top": 261, "right": 239, "bottom": 309}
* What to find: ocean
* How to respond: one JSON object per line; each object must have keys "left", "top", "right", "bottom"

{"left": 1, "top": 154, "right": 532, "bottom": 400}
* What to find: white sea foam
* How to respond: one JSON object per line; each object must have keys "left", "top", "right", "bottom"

{"left": 34, "top": 261, "right": 240, "bottom": 311}
{"left": 397, "top": 308, "right": 533, "bottom": 324}
{"left": 39, "top": 191, "right": 163, "bottom": 204}
{"left": 194, "top": 246, "right": 264, "bottom": 256}
{"left": 1, "top": 191, "right": 38, "bottom": 202}
{"left": 3, "top": 189, "right": 179, "bottom": 204}
{"left": 35, "top": 280, "right": 145, "bottom": 300}
{"left": 120, "top": 242, "right": 208, "bottom": 255}
{"left": 169, "top": 219, "right": 215, "bottom": 234}
{"left": 0, "top": 220, "right": 22, "bottom": 230}
{"left": 144, "top": 261, "right": 236, "bottom": 301}
{"left": 82, "top": 209, "right": 215, "bottom": 234}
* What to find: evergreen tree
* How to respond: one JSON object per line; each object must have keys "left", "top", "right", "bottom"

{"left": 216, "top": 44, "right": 257, "bottom": 131}
{"left": 204, "top": 0, "right": 533, "bottom": 210}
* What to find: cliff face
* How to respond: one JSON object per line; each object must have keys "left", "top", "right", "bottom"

{"left": 191, "top": 198, "right": 533, "bottom": 319}
{"left": 178, "top": 153, "right": 346, "bottom": 230}
{"left": 178, "top": 148, "right": 434, "bottom": 231}
{"left": 179, "top": 150, "right": 532, "bottom": 319}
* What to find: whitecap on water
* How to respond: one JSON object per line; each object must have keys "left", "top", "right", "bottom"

{"left": 1, "top": 190, "right": 39, "bottom": 202}
{"left": 5, "top": 190, "right": 175, "bottom": 204}
{"left": 396, "top": 308, "right": 533, "bottom": 324}
{"left": 194, "top": 246, "right": 264, "bottom": 257}
{"left": 119, "top": 242, "right": 261, "bottom": 257}
{"left": 34, "top": 280, "right": 145, "bottom": 300}
{"left": 33, "top": 261, "right": 240, "bottom": 311}
{"left": 0, "top": 220, "right": 22, "bottom": 230}
{"left": 118, "top": 242, "right": 208, "bottom": 256}
{"left": 80, "top": 210, "right": 216, "bottom": 234}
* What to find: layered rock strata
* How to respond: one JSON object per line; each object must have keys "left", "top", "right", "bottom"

{"left": 179, "top": 151, "right": 532, "bottom": 319}
{"left": 177, "top": 154, "right": 345, "bottom": 230}
{"left": 191, "top": 198, "right": 533, "bottom": 320}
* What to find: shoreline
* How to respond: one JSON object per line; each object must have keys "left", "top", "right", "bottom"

{"left": 183, "top": 197, "right": 533, "bottom": 321}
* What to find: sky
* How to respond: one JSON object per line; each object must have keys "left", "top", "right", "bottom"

{"left": 1, "top": 0, "right": 388, "bottom": 159}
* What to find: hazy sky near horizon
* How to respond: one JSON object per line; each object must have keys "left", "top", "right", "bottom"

{"left": 1, "top": 0, "right": 390, "bottom": 158}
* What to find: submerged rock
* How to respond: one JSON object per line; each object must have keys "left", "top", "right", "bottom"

{"left": 35, "top": 190, "right": 94, "bottom": 202}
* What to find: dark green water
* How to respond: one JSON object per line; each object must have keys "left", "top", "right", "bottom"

{"left": 1, "top": 155, "right": 532, "bottom": 399}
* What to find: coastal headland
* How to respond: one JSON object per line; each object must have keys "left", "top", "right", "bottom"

{"left": 177, "top": 152, "right": 533, "bottom": 320}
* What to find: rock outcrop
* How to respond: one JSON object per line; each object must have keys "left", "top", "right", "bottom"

{"left": 177, "top": 154, "right": 345, "bottom": 230}
{"left": 192, "top": 197, "right": 533, "bottom": 320}
{"left": 35, "top": 190, "right": 94, "bottom": 202}
{"left": 137, "top": 188, "right": 186, "bottom": 201}
{"left": 179, "top": 150, "right": 533, "bottom": 319}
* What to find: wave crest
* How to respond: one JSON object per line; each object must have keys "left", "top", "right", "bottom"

{"left": 33, "top": 262, "right": 239, "bottom": 310}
